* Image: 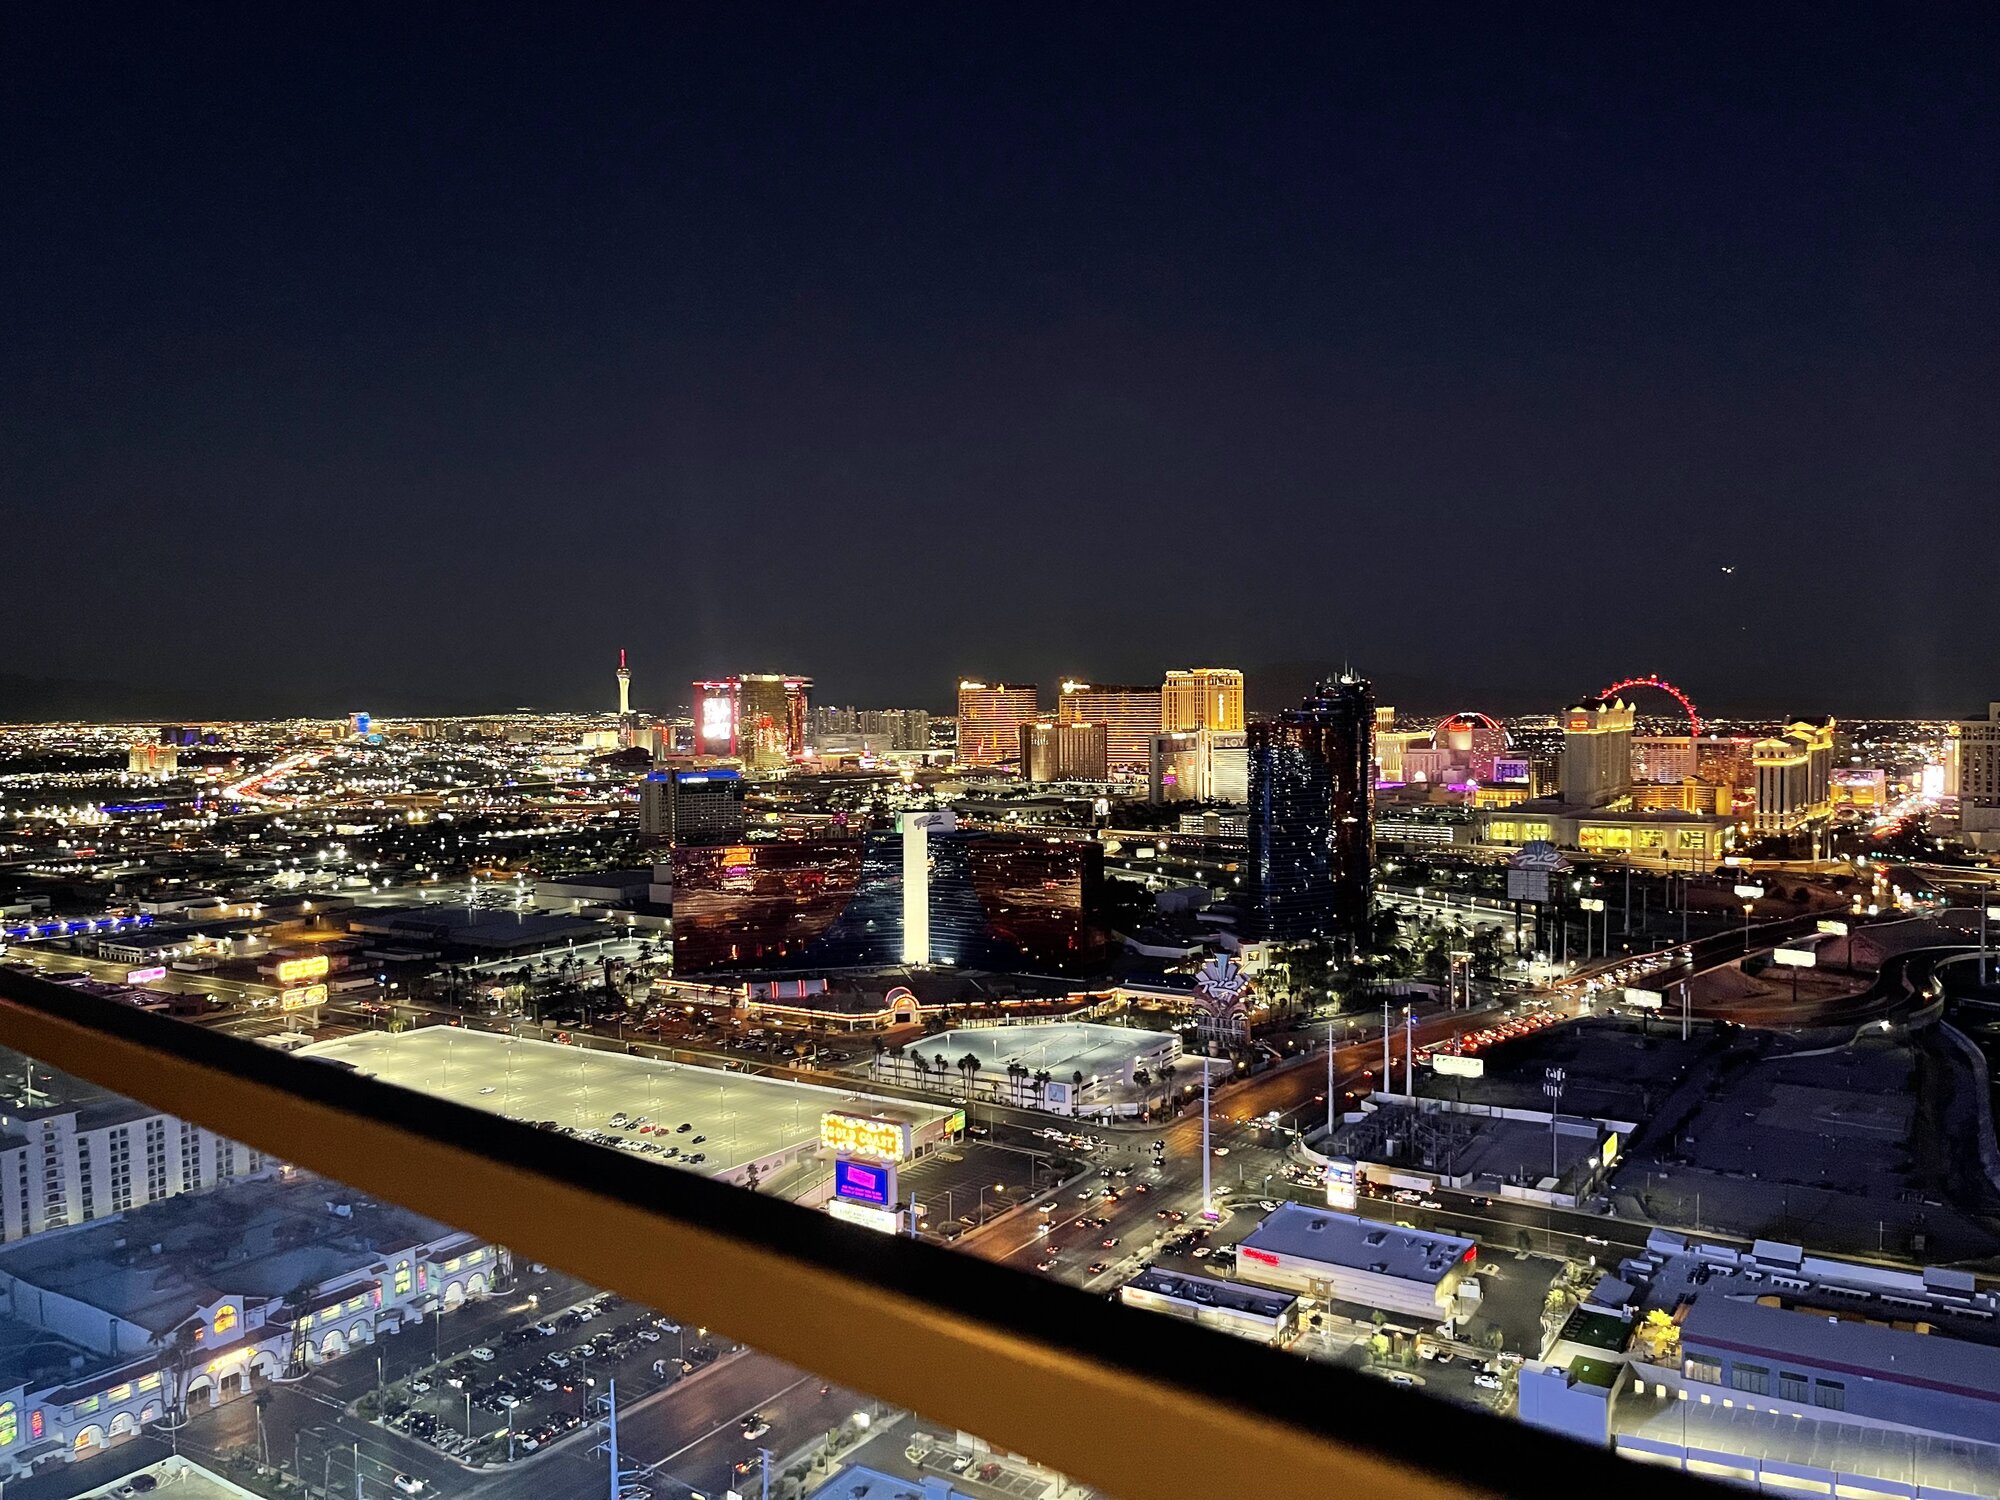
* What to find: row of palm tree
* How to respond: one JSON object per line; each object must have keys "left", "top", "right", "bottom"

{"left": 883, "top": 1047, "right": 1091, "bottom": 1107}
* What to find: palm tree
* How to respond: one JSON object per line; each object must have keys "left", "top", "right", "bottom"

{"left": 281, "top": 1283, "right": 317, "bottom": 1378}
{"left": 958, "top": 1053, "right": 982, "bottom": 1100}
{"left": 1032, "top": 1070, "right": 1052, "bottom": 1109}
{"left": 162, "top": 1315, "right": 207, "bottom": 1426}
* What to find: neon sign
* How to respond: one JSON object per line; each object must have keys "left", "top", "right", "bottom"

{"left": 275, "top": 955, "right": 329, "bottom": 983}
{"left": 820, "top": 1112, "right": 909, "bottom": 1163}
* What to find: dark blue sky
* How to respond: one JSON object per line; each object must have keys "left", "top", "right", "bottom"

{"left": 4, "top": 6, "right": 1995, "bottom": 720}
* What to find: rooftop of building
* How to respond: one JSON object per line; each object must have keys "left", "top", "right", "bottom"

{"left": 1557, "top": 1303, "right": 1635, "bottom": 1352}
{"left": 914, "top": 1021, "right": 1173, "bottom": 1080}
{"left": 303, "top": 1027, "right": 955, "bottom": 1173}
{"left": 1238, "top": 1204, "right": 1474, "bottom": 1284}
{"left": 1331, "top": 1097, "right": 1610, "bottom": 1190}
{"left": 533, "top": 867, "right": 654, "bottom": 891}
{"left": 1679, "top": 1292, "right": 2000, "bottom": 1405}
{"left": 1613, "top": 1389, "right": 2000, "bottom": 1494}
{"left": 808, "top": 1466, "right": 968, "bottom": 1500}
{"left": 0, "top": 1312, "right": 94, "bottom": 1391}
{"left": 1124, "top": 1265, "right": 1298, "bottom": 1318}
{"left": 0, "top": 1049, "right": 158, "bottom": 1149}
{"left": 343, "top": 904, "right": 609, "bottom": 951}
{"left": 73, "top": 1456, "right": 266, "bottom": 1500}
{"left": 0, "top": 1171, "right": 469, "bottom": 1335}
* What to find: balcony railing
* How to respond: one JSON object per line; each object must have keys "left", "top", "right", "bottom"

{"left": 0, "top": 967, "right": 1714, "bottom": 1500}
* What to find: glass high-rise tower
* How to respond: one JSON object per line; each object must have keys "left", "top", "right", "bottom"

{"left": 1245, "top": 674, "right": 1374, "bottom": 942}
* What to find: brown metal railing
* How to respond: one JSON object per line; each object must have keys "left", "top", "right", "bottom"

{"left": 0, "top": 969, "right": 1711, "bottom": 1500}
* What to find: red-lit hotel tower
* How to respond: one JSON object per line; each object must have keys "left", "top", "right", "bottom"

{"left": 956, "top": 681, "right": 1039, "bottom": 768}
{"left": 691, "top": 675, "right": 811, "bottom": 768}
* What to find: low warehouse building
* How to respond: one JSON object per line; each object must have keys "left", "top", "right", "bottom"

{"left": 1232, "top": 1204, "right": 1477, "bottom": 1321}
{"left": 1119, "top": 1266, "right": 1300, "bottom": 1346}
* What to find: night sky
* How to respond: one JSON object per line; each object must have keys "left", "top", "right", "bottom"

{"left": 5, "top": 7, "right": 1995, "bottom": 721}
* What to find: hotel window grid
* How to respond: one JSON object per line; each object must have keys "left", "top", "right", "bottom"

{"left": 146, "top": 1119, "right": 168, "bottom": 1200}
{"left": 110, "top": 1127, "right": 133, "bottom": 1212}
{"left": 78, "top": 1141, "right": 95, "bottom": 1221}
{"left": 180, "top": 1121, "right": 201, "bottom": 1189}
{"left": 39, "top": 1125, "right": 67, "bottom": 1227}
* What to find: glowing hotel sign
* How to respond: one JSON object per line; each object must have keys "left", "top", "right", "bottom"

{"left": 820, "top": 1112, "right": 910, "bottom": 1164}
{"left": 275, "top": 954, "right": 329, "bottom": 984}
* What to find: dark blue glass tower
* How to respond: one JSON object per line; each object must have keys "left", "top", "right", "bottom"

{"left": 1245, "top": 674, "right": 1374, "bottom": 942}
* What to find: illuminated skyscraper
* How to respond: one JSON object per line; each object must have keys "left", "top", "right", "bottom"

{"left": 1245, "top": 674, "right": 1374, "bottom": 941}
{"left": 1162, "top": 668, "right": 1245, "bottom": 734}
{"left": 1560, "top": 698, "right": 1635, "bottom": 807}
{"left": 1752, "top": 719, "right": 1836, "bottom": 833}
{"left": 1058, "top": 681, "right": 1162, "bottom": 771}
{"left": 1020, "top": 719, "right": 1108, "bottom": 782}
{"left": 690, "top": 675, "right": 811, "bottom": 766}
{"left": 1958, "top": 703, "right": 2000, "bottom": 841}
{"left": 640, "top": 767, "right": 745, "bottom": 844}
{"left": 956, "top": 681, "right": 1039, "bottom": 768}
{"left": 1148, "top": 729, "right": 1248, "bottom": 803}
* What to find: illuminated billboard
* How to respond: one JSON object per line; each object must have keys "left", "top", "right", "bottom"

{"left": 820, "top": 1112, "right": 909, "bottom": 1163}
{"left": 275, "top": 954, "right": 329, "bottom": 984}
{"left": 1432, "top": 1054, "right": 1484, "bottom": 1079}
{"left": 1325, "top": 1158, "right": 1358, "bottom": 1212}
{"left": 280, "top": 983, "right": 328, "bottom": 1010}
{"left": 826, "top": 1198, "right": 899, "bottom": 1235}
{"left": 125, "top": 966, "right": 168, "bottom": 985}
{"left": 694, "top": 681, "right": 738, "bottom": 756}
{"left": 834, "top": 1158, "right": 897, "bottom": 1207}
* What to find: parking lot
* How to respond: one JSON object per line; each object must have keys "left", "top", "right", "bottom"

{"left": 379, "top": 1288, "right": 728, "bottom": 1465}
{"left": 904, "top": 1141, "right": 1068, "bottom": 1239}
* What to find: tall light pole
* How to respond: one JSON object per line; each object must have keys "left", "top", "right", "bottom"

{"left": 1543, "top": 1066, "right": 1566, "bottom": 1183}
{"left": 1325, "top": 1013, "right": 1336, "bottom": 1135}
{"left": 1200, "top": 1053, "right": 1213, "bottom": 1217}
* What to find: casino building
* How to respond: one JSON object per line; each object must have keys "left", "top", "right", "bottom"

{"left": 670, "top": 811, "right": 1106, "bottom": 976}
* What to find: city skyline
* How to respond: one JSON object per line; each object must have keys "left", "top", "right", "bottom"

{"left": 1, "top": 655, "right": 1988, "bottom": 727}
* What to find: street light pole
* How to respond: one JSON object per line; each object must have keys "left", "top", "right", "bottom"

{"left": 1325, "top": 1014, "right": 1335, "bottom": 1135}
{"left": 1200, "top": 1056, "right": 1213, "bottom": 1216}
